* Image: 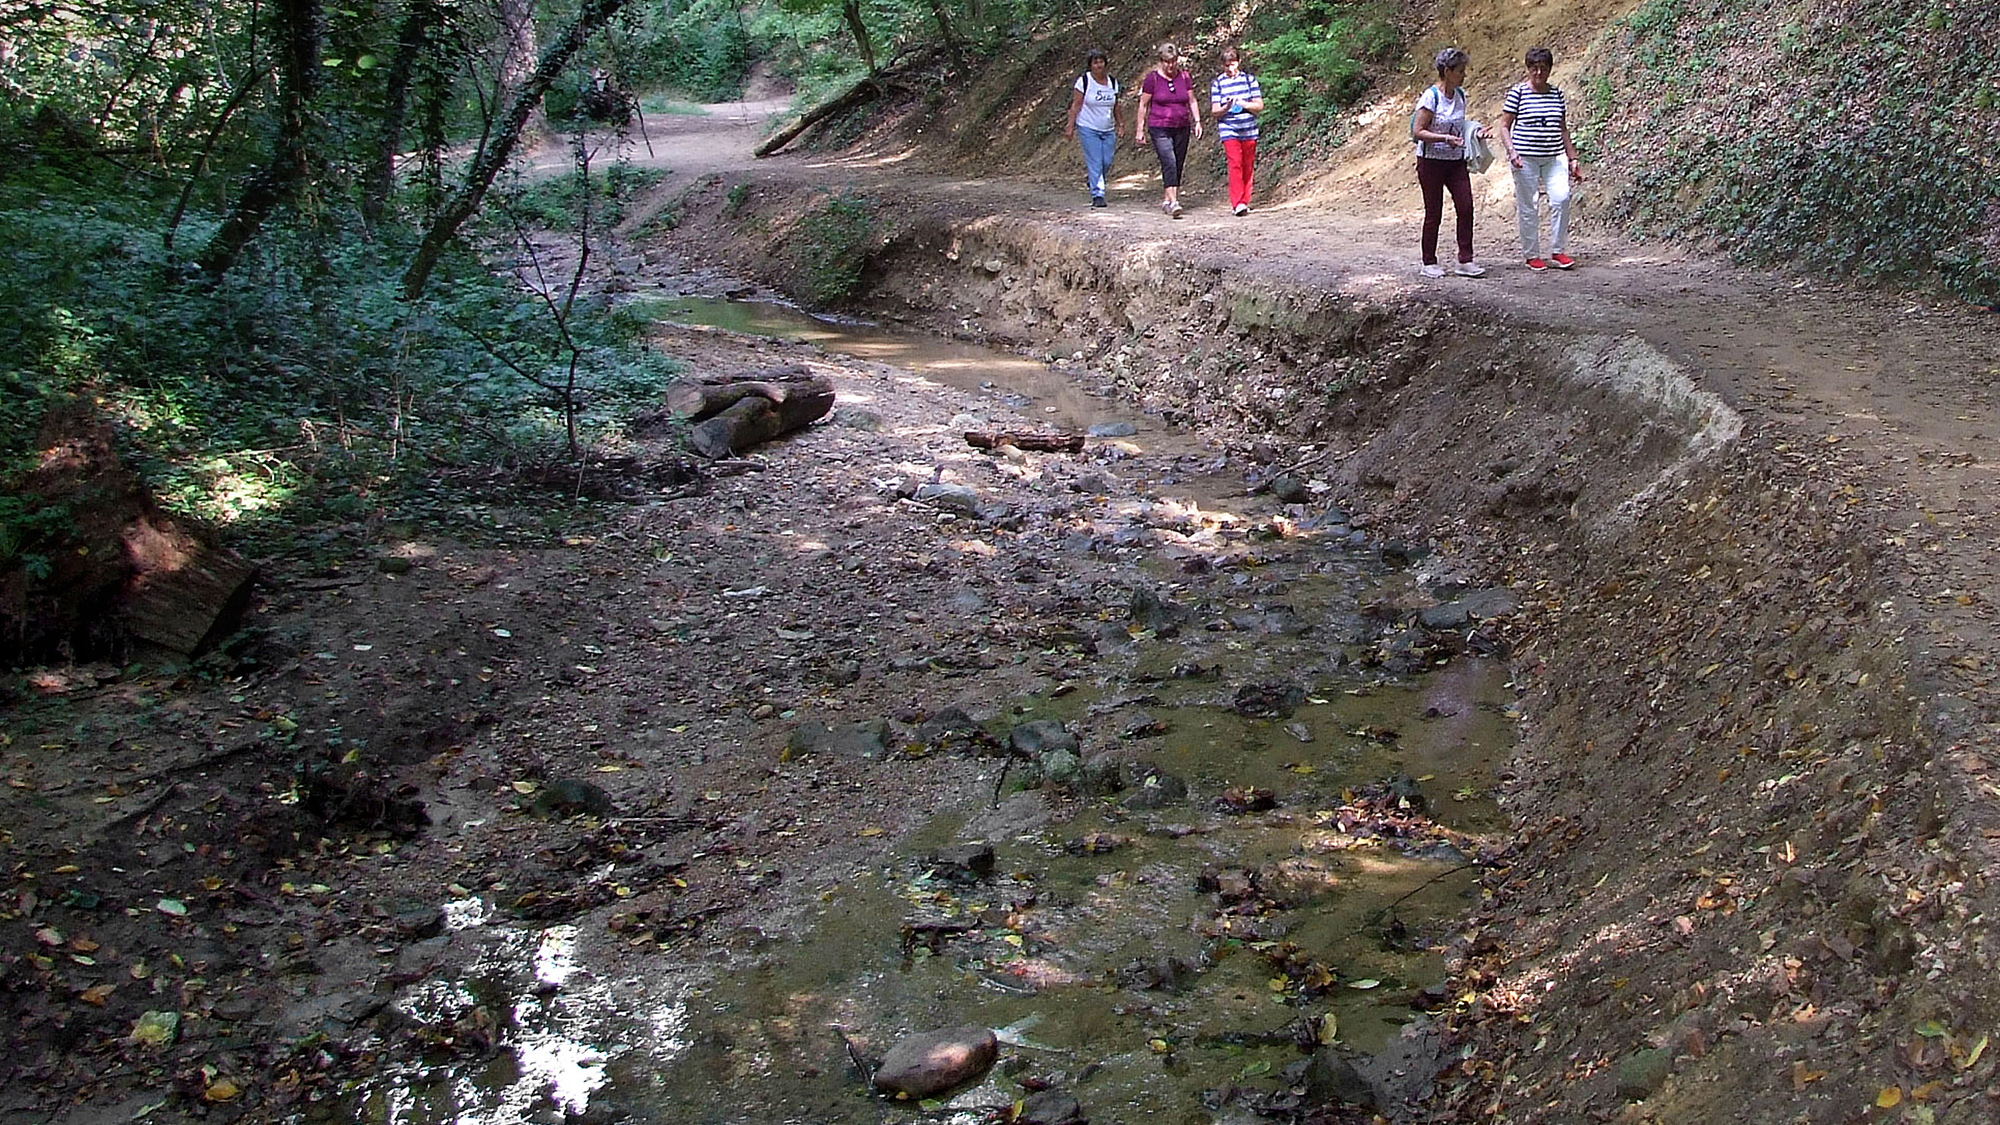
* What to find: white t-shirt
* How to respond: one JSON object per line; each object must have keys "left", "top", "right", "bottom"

{"left": 1415, "top": 84, "right": 1467, "bottom": 160}
{"left": 1074, "top": 73, "right": 1118, "bottom": 133}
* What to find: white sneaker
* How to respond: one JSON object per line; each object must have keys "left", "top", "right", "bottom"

{"left": 1420, "top": 264, "right": 1447, "bottom": 278}
{"left": 1233, "top": 203, "right": 1250, "bottom": 216}
{"left": 1454, "top": 261, "right": 1487, "bottom": 277}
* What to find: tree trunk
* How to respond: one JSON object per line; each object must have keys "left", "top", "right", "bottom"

{"left": 197, "top": 0, "right": 321, "bottom": 281}
{"left": 498, "top": 0, "right": 543, "bottom": 134}
{"left": 121, "top": 539, "right": 258, "bottom": 657}
{"left": 400, "top": 0, "right": 633, "bottom": 301}
{"left": 363, "top": 0, "right": 438, "bottom": 229}
{"left": 841, "top": 0, "right": 876, "bottom": 74}
{"left": 925, "top": 0, "right": 961, "bottom": 56}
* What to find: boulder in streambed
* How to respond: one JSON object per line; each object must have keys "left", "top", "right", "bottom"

{"left": 1016, "top": 1088, "right": 1087, "bottom": 1125}
{"left": 872, "top": 1026, "right": 1000, "bottom": 1099}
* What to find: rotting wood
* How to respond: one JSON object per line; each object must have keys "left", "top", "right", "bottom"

{"left": 667, "top": 368, "right": 829, "bottom": 420}
{"left": 120, "top": 541, "right": 258, "bottom": 656}
{"left": 684, "top": 378, "right": 836, "bottom": 459}
{"left": 964, "top": 430, "right": 1085, "bottom": 453}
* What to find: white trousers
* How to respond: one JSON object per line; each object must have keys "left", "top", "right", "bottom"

{"left": 1511, "top": 153, "right": 1572, "bottom": 258}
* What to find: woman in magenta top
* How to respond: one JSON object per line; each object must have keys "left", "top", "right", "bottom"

{"left": 1135, "top": 41, "right": 1202, "bottom": 218}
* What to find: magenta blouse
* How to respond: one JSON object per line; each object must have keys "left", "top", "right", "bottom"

{"left": 1142, "top": 69, "right": 1193, "bottom": 129}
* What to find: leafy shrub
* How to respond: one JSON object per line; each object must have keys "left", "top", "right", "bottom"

{"left": 1241, "top": 1, "right": 1403, "bottom": 159}
{"left": 501, "top": 163, "right": 667, "bottom": 231}
{"left": 793, "top": 190, "right": 879, "bottom": 306}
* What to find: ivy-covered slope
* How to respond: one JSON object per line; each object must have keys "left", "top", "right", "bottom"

{"left": 1577, "top": 0, "right": 2000, "bottom": 299}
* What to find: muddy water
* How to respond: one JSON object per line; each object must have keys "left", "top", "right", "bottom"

{"left": 354, "top": 299, "right": 1518, "bottom": 1125}
{"left": 635, "top": 294, "right": 1146, "bottom": 440}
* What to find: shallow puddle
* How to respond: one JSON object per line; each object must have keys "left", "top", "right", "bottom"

{"left": 349, "top": 300, "right": 1519, "bottom": 1124}
{"left": 636, "top": 294, "right": 1143, "bottom": 437}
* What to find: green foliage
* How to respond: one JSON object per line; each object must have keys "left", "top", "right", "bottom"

{"left": 1242, "top": 1, "right": 1403, "bottom": 159}
{"left": 624, "top": 0, "right": 773, "bottom": 101}
{"left": 501, "top": 162, "right": 667, "bottom": 230}
{"left": 1597, "top": 0, "right": 2000, "bottom": 299}
{"left": 793, "top": 190, "right": 878, "bottom": 306}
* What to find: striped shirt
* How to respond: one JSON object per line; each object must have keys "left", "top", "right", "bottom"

{"left": 1502, "top": 82, "right": 1568, "bottom": 158}
{"left": 1209, "top": 71, "right": 1262, "bottom": 140}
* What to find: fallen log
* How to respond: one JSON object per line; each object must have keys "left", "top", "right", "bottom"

{"left": 964, "top": 430, "right": 1086, "bottom": 454}
{"left": 687, "top": 380, "right": 836, "bottom": 459}
{"left": 667, "top": 368, "right": 829, "bottom": 420}
{"left": 754, "top": 79, "right": 887, "bottom": 158}
{"left": 121, "top": 536, "right": 258, "bottom": 656}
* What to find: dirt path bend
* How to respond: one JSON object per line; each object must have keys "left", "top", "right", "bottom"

{"left": 608, "top": 100, "right": 2000, "bottom": 1122}
{"left": 618, "top": 99, "right": 1997, "bottom": 670}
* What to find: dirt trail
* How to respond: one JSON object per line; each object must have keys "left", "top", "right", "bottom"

{"left": 622, "top": 98, "right": 1998, "bottom": 649}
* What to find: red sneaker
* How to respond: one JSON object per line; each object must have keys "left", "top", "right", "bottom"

{"left": 1526, "top": 258, "right": 1549, "bottom": 272}
{"left": 1550, "top": 253, "right": 1576, "bottom": 270}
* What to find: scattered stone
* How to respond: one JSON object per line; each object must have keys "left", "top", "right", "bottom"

{"left": 832, "top": 408, "right": 886, "bottom": 431}
{"left": 385, "top": 897, "right": 446, "bottom": 939}
{"left": 1231, "top": 681, "right": 1306, "bottom": 719}
{"left": 1386, "top": 772, "right": 1427, "bottom": 812}
{"left": 1302, "top": 1048, "right": 1379, "bottom": 1110}
{"left": 1284, "top": 722, "right": 1314, "bottom": 743}
{"left": 1008, "top": 720, "right": 1078, "bottom": 757}
{"left": 1079, "top": 754, "right": 1125, "bottom": 797}
{"left": 1120, "top": 712, "right": 1169, "bottom": 739}
{"left": 1087, "top": 421, "right": 1137, "bottom": 438}
{"left": 1615, "top": 1046, "right": 1672, "bottom": 1101}
{"left": 1417, "top": 603, "right": 1474, "bottom": 631}
{"left": 1129, "top": 586, "right": 1186, "bottom": 636}
{"left": 1378, "top": 541, "right": 1428, "bottom": 568}
{"left": 1217, "top": 787, "right": 1277, "bottom": 815}
{"left": 1264, "top": 474, "right": 1311, "bottom": 504}
{"left": 926, "top": 843, "right": 996, "bottom": 883}
{"left": 1123, "top": 769, "right": 1188, "bottom": 810}
{"left": 1039, "top": 748, "right": 1082, "bottom": 787}
{"left": 1063, "top": 832, "right": 1128, "bottom": 855}
{"left": 787, "top": 718, "right": 891, "bottom": 760}
{"left": 1117, "top": 954, "right": 1197, "bottom": 992}
{"left": 914, "top": 482, "right": 981, "bottom": 515}
{"left": 917, "top": 707, "right": 1000, "bottom": 755}
{"left": 1015, "top": 1088, "right": 1087, "bottom": 1125}
{"left": 872, "top": 1026, "right": 1000, "bottom": 1099}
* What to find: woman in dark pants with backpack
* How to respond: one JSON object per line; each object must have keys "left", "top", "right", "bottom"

{"left": 1410, "top": 47, "right": 1491, "bottom": 277}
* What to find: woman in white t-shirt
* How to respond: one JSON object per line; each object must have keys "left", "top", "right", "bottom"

{"left": 1411, "top": 47, "right": 1492, "bottom": 277}
{"left": 1065, "top": 49, "right": 1124, "bottom": 208}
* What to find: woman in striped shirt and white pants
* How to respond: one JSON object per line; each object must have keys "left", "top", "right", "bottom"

{"left": 1498, "top": 47, "right": 1587, "bottom": 271}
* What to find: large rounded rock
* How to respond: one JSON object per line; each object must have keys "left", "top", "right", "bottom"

{"left": 872, "top": 1026, "right": 999, "bottom": 1099}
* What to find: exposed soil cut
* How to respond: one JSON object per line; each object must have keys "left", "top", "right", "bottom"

{"left": 4, "top": 86, "right": 1999, "bottom": 1125}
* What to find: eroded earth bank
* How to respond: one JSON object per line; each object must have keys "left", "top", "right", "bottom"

{"left": 640, "top": 167, "right": 2000, "bottom": 1124}
{"left": 6, "top": 143, "right": 2000, "bottom": 1125}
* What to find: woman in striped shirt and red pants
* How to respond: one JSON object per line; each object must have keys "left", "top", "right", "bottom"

{"left": 1499, "top": 46, "right": 1587, "bottom": 271}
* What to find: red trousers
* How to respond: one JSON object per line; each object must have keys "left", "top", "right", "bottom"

{"left": 1224, "top": 137, "right": 1257, "bottom": 208}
